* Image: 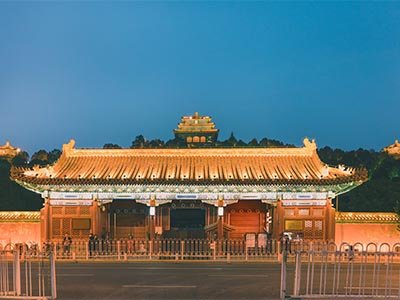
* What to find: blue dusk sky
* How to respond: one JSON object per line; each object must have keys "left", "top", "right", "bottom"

{"left": 0, "top": 1, "right": 399, "bottom": 154}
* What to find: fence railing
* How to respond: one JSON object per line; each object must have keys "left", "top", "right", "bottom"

{"left": 2, "top": 239, "right": 279, "bottom": 262}
{"left": 0, "top": 249, "right": 56, "bottom": 299}
{"left": 56, "top": 238, "right": 279, "bottom": 261}
{"left": 281, "top": 242, "right": 400, "bottom": 299}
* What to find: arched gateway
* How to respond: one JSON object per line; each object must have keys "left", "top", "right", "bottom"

{"left": 11, "top": 137, "right": 367, "bottom": 243}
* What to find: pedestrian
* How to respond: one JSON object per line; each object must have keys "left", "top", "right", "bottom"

{"left": 88, "top": 233, "right": 95, "bottom": 258}
{"left": 63, "top": 233, "right": 72, "bottom": 256}
{"left": 128, "top": 234, "right": 134, "bottom": 254}
{"left": 101, "top": 231, "right": 107, "bottom": 254}
{"left": 348, "top": 245, "right": 354, "bottom": 261}
{"left": 94, "top": 234, "right": 99, "bottom": 255}
{"left": 105, "top": 232, "right": 111, "bottom": 254}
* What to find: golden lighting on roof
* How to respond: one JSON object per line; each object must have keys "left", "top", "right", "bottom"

{"left": 0, "top": 141, "right": 21, "bottom": 159}
{"left": 384, "top": 140, "right": 400, "bottom": 159}
{"left": 12, "top": 138, "right": 367, "bottom": 185}
{"left": 174, "top": 112, "right": 219, "bottom": 134}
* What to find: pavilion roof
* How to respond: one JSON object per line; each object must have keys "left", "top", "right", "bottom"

{"left": 0, "top": 141, "right": 21, "bottom": 158}
{"left": 11, "top": 138, "right": 367, "bottom": 189}
{"left": 384, "top": 140, "right": 400, "bottom": 159}
{"left": 174, "top": 112, "right": 218, "bottom": 134}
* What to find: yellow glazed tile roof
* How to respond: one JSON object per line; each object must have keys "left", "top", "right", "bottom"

{"left": 384, "top": 140, "right": 400, "bottom": 159}
{"left": 0, "top": 211, "right": 40, "bottom": 222}
{"left": 12, "top": 138, "right": 367, "bottom": 186}
{"left": 0, "top": 141, "right": 21, "bottom": 158}
{"left": 336, "top": 212, "right": 399, "bottom": 224}
{"left": 174, "top": 112, "right": 218, "bottom": 134}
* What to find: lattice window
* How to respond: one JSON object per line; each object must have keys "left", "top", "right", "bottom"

{"left": 72, "top": 229, "right": 90, "bottom": 239}
{"left": 314, "top": 220, "right": 323, "bottom": 230}
{"left": 285, "top": 209, "right": 295, "bottom": 217}
{"left": 52, "top": 218, "right": 61, "bottom": 237}
{"left": 62, "top": 218, "right": 72, "bottom": 236}
{"left": 313, "top": 209, "right": 323, "bottom": 217}
{"left": 52, "top": 207, "right": 63, "bottom": 215}
{"left": 304, "top": 220, "right": 313, "bottom": 239}
{"left": 65, "top": 207, "right": 78, "bottom": 215}
{"left": 79, "top": 206, "right": 90, "bottom": 215}
{"left": 298, "top": 209, "right": 309, "bottom": 216}
{"left": 314, "top": 220, "right": 323, "bottom": 238}
{"left": 305, "top": 220, "right": 312, "bottom": 228}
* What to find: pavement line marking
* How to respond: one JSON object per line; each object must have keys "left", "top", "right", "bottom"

{"left": 57, "top": 274, "right": 94, "bottom": 277}
{"left": 122, "top": 285, "right": 197, "bottom": 288}
{"left": 125, "top": 267, "right": 223, "bottom": 270}
{"left": 208, "top": 274, "right": 269, "bottom": 277}
{"left": 58, "top": 267, "right": 223, "bottom": 271}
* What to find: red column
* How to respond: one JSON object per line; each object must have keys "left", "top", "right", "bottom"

{"left": 149, "top": 215, "right": 155, "bottom": 240}
{"left": 40, "top": 200, "right": 50, "bottom": 243}
{"left": 148, "top": 203, "right": 156, "bottom": 241}
{"left": 217, "top": 203, "right": 224, "bottom": 240}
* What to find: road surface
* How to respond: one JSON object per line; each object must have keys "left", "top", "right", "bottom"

{"left": 56, "top": 262, "right": 283, "bottom": 300}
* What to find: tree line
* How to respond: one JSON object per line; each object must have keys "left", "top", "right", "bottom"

{"left": 104, "top": 133, "right": 292, "bottom": 149}
{"left": 1, "top": 134, "right": 399, "bottom": 213}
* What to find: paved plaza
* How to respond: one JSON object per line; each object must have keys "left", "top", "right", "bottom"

{"left": 56, "top": 262, "right": 284, "bottom": 300}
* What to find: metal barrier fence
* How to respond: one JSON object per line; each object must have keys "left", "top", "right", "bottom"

{"left": 0, "top": 248, "right": 56, "bottom": 299}
{"left": 5, "top": 239, "right": 279, "bottom": 262}
{"left": 281, "top": 242, "right": 400, "bottom": 299}
{"left": 55, "top": 238, "right": 279, "bottom": 261}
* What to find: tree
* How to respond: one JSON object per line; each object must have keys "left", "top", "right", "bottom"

{"left": 48, "top": 149, "right": 62, "bottom": 164}
{"left": 394, "top": 199, "right": 400, "bottom": 232}
{"left": 30, "top": 150, "right": 49, "bottom": 166}
{"left": 221, "top": 132, "right": 238, "bottom": 147}
{"left": 11, "top": 151, "right": 29, "bottom": 166}
{"left": 0, "top": 159, "right": 42, "bottom": 210}
{"left": 103, "top": 144, "right": 122, "bottom": 149}
{"left": 248, "top": 138, "right": 259, "bottom": 147}
{"left": 131, "top": 135, "right": 147, "bottom": 148}
{"left": 259, "top": 138, "right": 286, "bottom": 148}
{"left": 237, "top": 139, "right": 247, "bottom": 147}
{"left": 148, "top": 139, "right": 165, "bottom": 148}
{"left": 165, "top": 138, "right": 184, "bottom": 148}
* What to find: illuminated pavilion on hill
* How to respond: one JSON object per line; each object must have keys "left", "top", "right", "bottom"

{"left": 174, "top": 112, "right": 219, "bottom": 145}
{"left": 11, "top": 114, "right": 367, "bottom": 242}
{"left": 0, "top": 141, "right": 21, "bottom": 160}
{"left": 384, "top": 140, "right": 400, "bottom": 159}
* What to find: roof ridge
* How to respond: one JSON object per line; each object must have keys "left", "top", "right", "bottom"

{"left": 61, "top": 138, "right": 317, "bottom": 157}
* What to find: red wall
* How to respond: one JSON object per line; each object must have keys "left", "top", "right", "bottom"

{"left": 1, "top": 219, "right": 399, "bottom": 250}
{"left": 0, "top": 222, "right": 41, "bottom": 246}
{"left": 335, "top": 223, "right": 400, "bottom": 249}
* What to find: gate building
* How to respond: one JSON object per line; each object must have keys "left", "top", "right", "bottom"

{"left": 11, "top": 114, "right": 367, "bottom": 242}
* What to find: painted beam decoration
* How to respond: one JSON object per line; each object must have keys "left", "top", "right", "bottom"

{"left": 42, "top": 191, "right": 331, "bottom": 203}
